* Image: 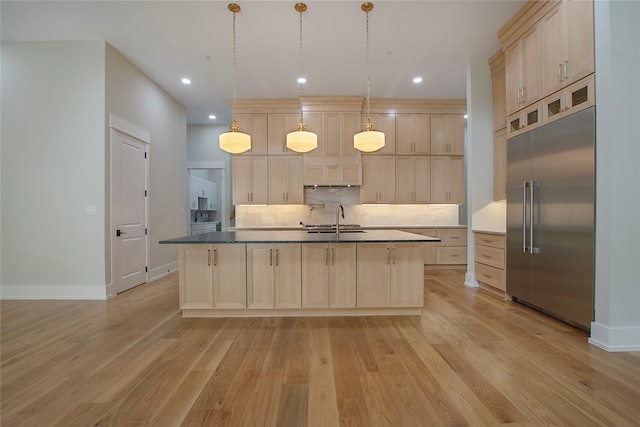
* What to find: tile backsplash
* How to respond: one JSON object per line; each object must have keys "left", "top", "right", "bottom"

{"left": 235, "top": 187, "right": 460, "bottom": 227}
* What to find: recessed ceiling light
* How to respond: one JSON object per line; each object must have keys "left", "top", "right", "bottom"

{"left": 412, "top": 77, "right": 423, "bottom": 84}
{"left": 181, "top": 78, "right": 191, "bottom": 85}
{"left": 297, "top": 77, "right": 307, "bottom": 84}
{"left": 464, "top": 114, "right": 469, "bottom": 119}
{"left": 209, "top": 115, "right": 216, "bottom": 120}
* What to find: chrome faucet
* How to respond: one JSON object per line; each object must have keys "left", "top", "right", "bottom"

{"left": 336, "top": 204, "right": 345, "bottom": 238}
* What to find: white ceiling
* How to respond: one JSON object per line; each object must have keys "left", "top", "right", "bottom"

{"left": 1, "top": 1, "right": 525, "bottom": 125}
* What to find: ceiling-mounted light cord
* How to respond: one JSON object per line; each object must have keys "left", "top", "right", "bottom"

{"left": 231, "top": 6, "right": 238, "bottom": 126}
{"left": 298, "top": 4, "right": 304, "bottom": 124}
{"left": 365, "top": 7, "right": 371, "bottom": 124}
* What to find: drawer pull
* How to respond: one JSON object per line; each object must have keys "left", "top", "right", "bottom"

{"left": 482, "top": 254, "right": 492, "bottom": 258}
{"left": 450, "top": 254, "right": 460, "bottom": 257}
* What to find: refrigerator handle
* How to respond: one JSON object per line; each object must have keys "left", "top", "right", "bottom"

{"left": 523, "top": 181, "right": 530, "bottom": 253}
{"left": 530, "top": 181, "right": 540, "bottom": 254}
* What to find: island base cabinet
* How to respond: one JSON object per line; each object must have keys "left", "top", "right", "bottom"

{"left": 179, "top": 244, "right": 247, "bottom": 310}
{"left": 247, "top": 243, "right": 301, "bottom": 309}
{"left": 356, "top": 242, "right": 424, "bottom": 308}
{"left": 301, "top": 243, "right": 356, "bottom": 308}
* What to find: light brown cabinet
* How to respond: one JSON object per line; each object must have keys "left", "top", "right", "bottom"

{"left": 493, "top": 128, "right": 507, "bottom": 201}
{"left": 505, "top": 24, "right": 542, "bottom": 116}
{"left": 360, "top": 156, "right": 396, "bottom": 204}
{"left": 491, "top": 52, "right": 507, "bottom": 132}
{"left": 305, "top": 112, "right": 360, "bottom": 157}
{"left": 178, "top": 244, "right": 247, "bottom": 310}
{"left": 232, "top": 156, "right": 267, "bottom": 205}
{"left": 246, "top": 243, "right": 301, "bottom": 309}
{"left": 234, "top": 113, "right": 268, "bottom": 155}
{"left": 356, "top": 242, "right": 424, "bottom": 308}
{"left": 267, "top": 155, "right": 304, "bottom": 204}
{"left": 474, "top": 232, "right": 506, "bottom": 291}
{"left": 396, "top": 114, "right": 430, "bottom": 154}
{"left": 301, "top": 243, "right": 357, "bottom": 308}
{"left": 430, "top": 156, "right": 465, "bottom": 204}
{"left": 430, "top": 114, "right": 465, "bottom": 155}
{"left": 542, "top": 74, "right": 595, "bottom": 125}
{"left": 395, "top": 156, "right": 430, "bottom": 204}
{"left": 303, "top": 157, "right": 361, "bottom": 186}
{"left": 267, "top": 113, "right": 302, "bottom": 155}
{"left": 507, "top": 101, "right": 543, "bottom": 138}
{"left": 540, "top": 0, "right": 594, "bottom": 97}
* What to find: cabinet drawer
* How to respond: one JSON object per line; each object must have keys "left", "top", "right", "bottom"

{"left": 475, "top": 245, "right": 504, "bottom": 269}
{"left": 475, "top": 262, "right": 505, "bottom": 290}
{"left": 437, "top": 247, "right": 467, "bottom": 264}
{"left": 474, "top": 232, "right": 505, "bottom": 249}
{"left": 437, "top": 228, "right": 467, "bottom": 246}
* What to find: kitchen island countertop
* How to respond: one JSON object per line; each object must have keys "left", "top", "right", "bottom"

{"left": 160, "top": 229, "right": 440, "bottom": 245}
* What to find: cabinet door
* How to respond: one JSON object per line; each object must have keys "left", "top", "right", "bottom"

{"left": 430, "top": 156, "right": 464, "bottom": 204}
{"left": 329, "top": 243, "right": 357, "bottom": 308}
{"left": 268, "top": 114, "right": 300, "bottom": 154}
{"left": 301, "top": 244, "right": 330, "bottom": 308}
{"left": 522, "top": 24, "right": 542, "bottom": 108}
{"left": 564, "top": 0, "right": 594, "bottom": 87}
{"left": 377, "top": 156, "right": 396, "bottom": 203}
{"left": 179, "top": 245, "right": 213, "bottom": 309}
{"left": 396, "top": 114, "right": 430, "bottom": 154}
{"left": 246, "top": 244, "right": 275, "bottom": 309}
{"left": 250, "top": 157, "right": 268, "bottom": 204}
{"left": 323, "top": 113, "right": 342, "bottom": 156}
{"left": 390, "top": 243, "right": 424, "bottom": 307}
{"left": 395, "top": 156, "right": 414, "bottom": 204}
{"left": 285, "top": 156, "right": 304, "bottom": 204}
{"left": 232, "top": 157, "right": 252, "bottom": 205}
{"left": 341, "top": 112, "right": 361, "bottom": 157}
{"left": 505, "top": 39, "right": 524, "bottom": 116}
{"left": 540, "top": 4, "right": 565, "bottom": 96}
{"left": 493, "top": 128, "right": 507, "bottom": 201}
{"left": 274, "top": 244, "right": 302, "bottom": 308}
{"left": 430, "top": 115, "right": 465, "bottom": 155}
{"left": 268, "top": 156, "right": 287, "bottom": 204}
{"left": 413, "top": 156, "right": 431, "bottom": 204}
{"left": 234, "top": 114, "right": 268, "bottom": 155}
{"left": 492, "top": 65, "right": 507, "bottom": 131}
{"left": 304, "top": 113, "right": 324, "bottom": 157}
{"left": 212, "top": 244, "right": 247, "bottom": 309}
{"left": 360, "top": 156, "right": 379, "bottom": 203}
{"left": 356, "top": 243, "right": 390, "bottom": 307}
{"left": 367, "top": 113, "right": 396, "bottom": 154}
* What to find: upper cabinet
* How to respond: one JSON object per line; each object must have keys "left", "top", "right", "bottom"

{"left": 505, "top": 23, "right": 542, "bottom": 116}
{"left": 396, "top": 114, "right": 430, "bottom": 154}
{"left": 267, "top": 113, "right": 302, "bottom": 155}
{"left": 500, "top": 0, "right": 594, "bottom": 118}
{"left": 233, "top": 114, "right": 268, "bottom": 155}
{"left": 232, "top": 156, "right": 267, "bottom": 205}
{"left": 364, "top": 113, "right": 396, "bottom": 155}
{"left": 430, "top": 114, "right": 465, "bottom": 155}
{"left": 304, "top": 112, "right": 360, "bottom": 157}
{"left": 540, "top": 0, "right": 594, "bottom": 96}
{"left": 490, "top": 50, "right": 507, "bottom": 132}
{"left": 267, "top": 156, "right": 304, "bottom": 205}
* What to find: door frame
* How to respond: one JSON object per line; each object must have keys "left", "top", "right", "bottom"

{"left": 108, "top": 114, "right": 150, "bottom": 298}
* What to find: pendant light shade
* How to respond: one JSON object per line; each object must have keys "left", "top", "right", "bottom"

{"left": 354, "top": 2, "right": 385, "bottom": 153}
{"left": 219, "top": 121, "right": 251, "bottom": 154}
{"left": 219, "top": 3, "right": 251, "bottom": 154}
{"left": 286, "top": 3, "right": 317, "bottom": 153}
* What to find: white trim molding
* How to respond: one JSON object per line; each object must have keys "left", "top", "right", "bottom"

{"left": 0, "top": 284, "right": 107, "bottom": 300}
{"left": 464, "top": 273, "right": 480, "bottom": 288}
{"left": 589, "top": 322, "right": 640, "bottom": 352}
{"left": 149, "top": 261, "right": 179, "bottom": 282}
{"left": 109, "top": 114, "right": 150, "bottom": 143}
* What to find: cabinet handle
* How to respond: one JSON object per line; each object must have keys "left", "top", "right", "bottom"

{"left": 325, "top": 248, "right": 329, "bottom": 266}
{"left": 331, "top": 248, "right": 335, "bottom": 266}
{"left": 213, "top": 249, "right": 218, "bottom": 266}
{"left": 270, "top": 248, "right": 273, "bottom": 266}
{"left": 558, "top": 64, "right": 564, "bottom": 82}
{"left": 386, "top": 247, "right": 390, "bottom": 265}
{"left": 276, "top": 249, "right": 279, "bottom": 266}
{"left": 563, "top": 61, "right": 569, "bottom": 80}
{"left": 247, "top": 193, "right": 250, "bottom": 202}
{"left": 392, "top": 247, "right": 396, "bottom": 265}
{"left": 208, "top": 249, "right": 211, "bottom": 266}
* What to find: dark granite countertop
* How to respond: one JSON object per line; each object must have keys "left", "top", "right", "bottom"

{"left": 160, "top": 229, "right": 440, "bottom": 244}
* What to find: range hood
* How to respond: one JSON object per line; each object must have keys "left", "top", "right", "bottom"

{"left": 302, "top": 157, "right": 362, "bottom": 187}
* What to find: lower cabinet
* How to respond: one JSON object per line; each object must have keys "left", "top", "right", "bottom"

{"left": 179, "top": 244, "right": 247, "bottom": 310}
{"left": 301, "top": 243, "right": 357, "bottom": 308}
{"left": 356, "top": 242, "right": 424, "bottom": 308}
{"left": 399, "top": 228, "right": 467, "bottom": 267}
{"left": 474, "top": 232, "right": 506, "bottom": 291}
{"left": 246, "top": 243, "right": 301, "bottom": 309}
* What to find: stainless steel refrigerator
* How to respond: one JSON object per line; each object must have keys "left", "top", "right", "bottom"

{"left": 506, "top": 106, "right": 595, "bottom": 330}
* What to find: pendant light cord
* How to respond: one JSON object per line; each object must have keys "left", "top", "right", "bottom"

{"left": 365, "top": 9, "right": 371, "bottom": 124}
{"left": 231, "top": 9, "right": 238, "bottom": 126}
{"left": 298, "top": 7, "right": 304, "bottom": 125}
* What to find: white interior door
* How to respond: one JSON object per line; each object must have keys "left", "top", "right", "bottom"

{"left": 112, "top": 129, "right": 148, "bottom": 293}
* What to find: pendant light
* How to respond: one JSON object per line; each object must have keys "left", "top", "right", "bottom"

{"left": 286, "top": 3, "right": 318, "bottom": 153}
{"left": 219, "top": 3, "right": 251, "bottom": 154}
{"left": 354, "top": 2, "right": 385, "bottom": 153}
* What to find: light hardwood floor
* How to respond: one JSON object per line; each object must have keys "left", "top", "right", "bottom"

{"left": 2, "top": 269, "right": 639, "bottom": 426}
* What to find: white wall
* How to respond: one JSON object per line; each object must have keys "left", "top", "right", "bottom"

{"left": 105, "top": 44, "right": 187, "bottom": 287}
{"left": 1, "top": 41, "right": 107, "bottom": 298}
{"left": 590, "top": 0, "right": 640, "bottom": 351}
{"left": 464, "top": 55, "right": 505, "bottom": 288}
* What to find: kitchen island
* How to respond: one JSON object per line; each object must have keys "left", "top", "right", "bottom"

{"left": 160, "top": 230, "right": 439, "bottom": 317}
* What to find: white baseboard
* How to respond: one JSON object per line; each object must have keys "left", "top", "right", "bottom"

{"left": 0, "top": 283, "right": 107, "bottom": 300}
{"left": 149, "top": 261, "right": 179, "bottom": 282}
{"left": 589, "top": 322, "right": 640, "bottom": 352}
{"left": 464, "top": 272, "right": 479, "bottom": 288}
